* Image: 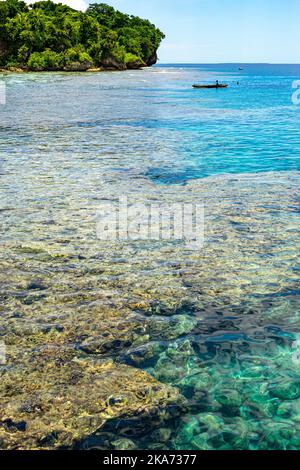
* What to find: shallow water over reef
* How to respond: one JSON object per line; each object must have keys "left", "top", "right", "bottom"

{"left": 0, "top": 66, "right": 300, "bottom": 449}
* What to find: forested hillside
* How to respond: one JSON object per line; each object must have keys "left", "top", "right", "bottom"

{"left": 0, "top": 0, "right": 165, "bottom": 70}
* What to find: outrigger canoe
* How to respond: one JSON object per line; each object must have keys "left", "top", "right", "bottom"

{"left": 193, "top": 84, "right": 228, "bottom": 89}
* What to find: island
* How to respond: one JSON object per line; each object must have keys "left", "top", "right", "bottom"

{"left": 0, "top": 0, "right": 165, "bottom": 71}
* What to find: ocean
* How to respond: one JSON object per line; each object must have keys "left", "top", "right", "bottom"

{"left": 0, "top": 64, "right": 299, "bottom": 450}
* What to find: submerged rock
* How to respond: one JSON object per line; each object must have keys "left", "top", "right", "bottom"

{"left": 270, "top": 382, "right": 300, "bottom": 401}
{"left": 215, "top": 390, "right": 242, "bottom": 417}
{"left": 123, "top": 342, "right": 164, "bottom": 368}
{"left": 148, "top": 315, "right": 197, "bottom": 341}
{"left": 0, "top": 355, "right": 185, "bottom": 449}
{"left": 150, "top": 427, "right": 172, "bottom": 443}
{"left": 1, "top": 171, "right": 300, "bottom": 449}
{"left": 112, "top": 438, "right": 136, "bottom": 450}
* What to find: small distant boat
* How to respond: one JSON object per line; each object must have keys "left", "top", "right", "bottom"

{"left": 192, "top": 83, "right": 228, "bottom": 89}
{"left": 238, "top": 67, "right": 244, "bottom": 71}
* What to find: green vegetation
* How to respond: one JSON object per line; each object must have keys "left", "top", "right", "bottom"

{"left": 0, "top": 0, "right": 165, "bottom": 71}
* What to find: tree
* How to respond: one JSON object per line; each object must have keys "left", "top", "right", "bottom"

{"left": 0, "top": 0, "right": 165, "bottom": 70}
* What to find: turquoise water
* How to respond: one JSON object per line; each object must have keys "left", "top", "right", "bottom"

{"left": 1, "top": 64, "right": 300, "bottom": 184}
{"left": 146, "top": 64, "right": 300, "bottom": 183}
{"left": 0, "top": 64, "right": 300, "bottom": 450}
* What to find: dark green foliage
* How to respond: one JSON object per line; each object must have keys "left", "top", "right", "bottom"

{"left": 0, "top": 0, "right": 165, "bottom": 70}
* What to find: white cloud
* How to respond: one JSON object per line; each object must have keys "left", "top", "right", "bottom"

{"left": 26, "top": 0, "right": 88, "bottom": 12}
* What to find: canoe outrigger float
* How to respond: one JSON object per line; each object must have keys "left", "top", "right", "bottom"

{"left": 192, "top": 83, "right": 228, "bottom": 89}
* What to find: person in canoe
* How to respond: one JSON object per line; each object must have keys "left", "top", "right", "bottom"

{"left": 192, "top": 82, "right": 228, "bottom": 88}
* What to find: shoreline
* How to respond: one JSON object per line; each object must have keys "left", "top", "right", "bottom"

{"left": 0, "top": 66, "right": 149, "bottom": 74}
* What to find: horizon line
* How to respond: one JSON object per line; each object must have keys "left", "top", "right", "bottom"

{"left": 156, "top": 62, "right": 300, "bottom": 65}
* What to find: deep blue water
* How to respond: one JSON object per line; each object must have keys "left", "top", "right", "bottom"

{"left": 144, "top": 63, "right": 300, "bottom": 183}
{"left": 1, "top": 64, "right": 299, "bottom": 186}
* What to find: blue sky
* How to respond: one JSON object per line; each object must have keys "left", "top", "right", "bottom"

{"left": 28, "top": 0, "right": 300, "bottom": 63}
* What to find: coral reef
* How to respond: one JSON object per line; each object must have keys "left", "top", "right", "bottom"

{"left": 0, "top": 353, "right": 184, "bottom": 449}
{"left": 1, "top": 92, "right": 299, "bottom": 450}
